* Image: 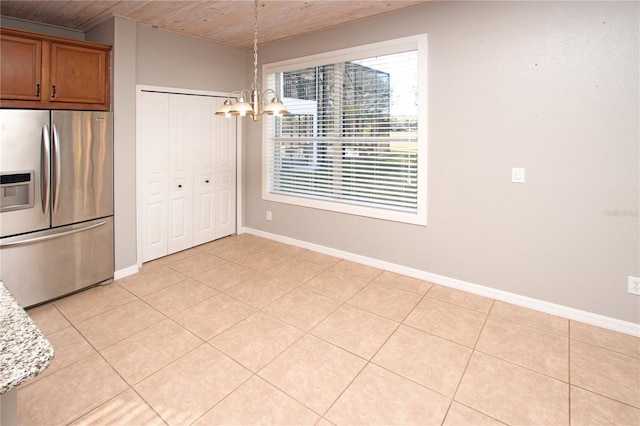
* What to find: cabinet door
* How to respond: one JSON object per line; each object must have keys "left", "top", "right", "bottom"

{"left": 0, "top": 35, "right": 42, "bottom": 101}
{"left": 49, "top": 42, "right": 108, "bottom": 105}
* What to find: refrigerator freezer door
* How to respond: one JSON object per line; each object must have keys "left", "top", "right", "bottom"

{"left": 51, "top": 111, "right": 113, "bottom": 227}
{"left": 0, "top": 110, "right": 50, "bottom": 238}
{"left": 0, "top": 216, "right": 114, "bottom": 308}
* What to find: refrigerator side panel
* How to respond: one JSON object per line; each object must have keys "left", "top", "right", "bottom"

{"left": 0, "top": 110, "right": 51, "bottom": 238}
{"left": 51, "top": 111, "right": 113, "bottom": 227}
{"left": 0, "top": 217, "right": 114, "bottom": 308}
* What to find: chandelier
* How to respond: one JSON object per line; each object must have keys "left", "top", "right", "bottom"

{"left": 215, "top": 0, "right": 289, "bottom": 121}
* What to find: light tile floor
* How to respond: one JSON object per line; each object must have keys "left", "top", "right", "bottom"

{"left": 19, "top": 234, "right": 640, "bottom": 425}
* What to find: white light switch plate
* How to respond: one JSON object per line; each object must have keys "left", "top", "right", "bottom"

{"left": 512, "top": 168, "right": 525, "bottom": 183}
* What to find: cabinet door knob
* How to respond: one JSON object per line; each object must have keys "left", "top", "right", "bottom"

{"left": 178, "top": 184, "right": 182, "bottom": 188}
{"left": 51, "top": 85, "right": 56, "bottom": 98}
{"left": 205, "top": 180, "right": 210, "bottom": 183}
{"left": 36, "top": 84, "right": 41, "bottom": 97}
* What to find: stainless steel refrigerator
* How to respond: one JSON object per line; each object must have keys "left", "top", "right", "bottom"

{"left": 0, "top": 109, "right": 114, "bottom": 308}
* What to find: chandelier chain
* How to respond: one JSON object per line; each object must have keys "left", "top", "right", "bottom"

{"left": 253, "top": 0, "right": 259, "bottom": 87}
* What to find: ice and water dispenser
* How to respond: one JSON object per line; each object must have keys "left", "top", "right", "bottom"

{"left": 0, "top": 171, "right": 35, "bottom": 212}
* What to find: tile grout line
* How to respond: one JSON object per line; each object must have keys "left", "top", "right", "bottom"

{"left": 568, "top": 319, "right": 573, "bottom": 425}
{"left": 445, "top": 298, "right": 495, "bottom": 422}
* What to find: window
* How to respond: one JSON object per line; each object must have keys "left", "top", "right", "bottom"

{"left": 263, "top": 35, "right": 427, "bottom": 225}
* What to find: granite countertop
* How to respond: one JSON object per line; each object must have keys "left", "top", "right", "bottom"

{"left": 0, "top": 282, "right": 54, "bottom": 394}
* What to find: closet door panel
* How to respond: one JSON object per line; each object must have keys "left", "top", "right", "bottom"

{"left": 215, "top": 99, "right": 237, "bottom": 239}
{"left": 218, "top": 187, "right": 231, "bottom": 229}
{"left": 197, "top": 191, "right": 213, "bottom": 234}
{"left": 170, "top": 193, "right": 187, "bottom": 242}
{"left": 140, "top": 92, "right": 169, "bottom": 262}
{"left": 167, "top": 95, "right": 194, "bottom": 254}
{"left": 193, "top": 98, "right": 217, "bottom": 245}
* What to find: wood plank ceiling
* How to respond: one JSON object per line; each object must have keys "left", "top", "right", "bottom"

{"left": 0, "top": 1, "right": 433, "bottom": 48}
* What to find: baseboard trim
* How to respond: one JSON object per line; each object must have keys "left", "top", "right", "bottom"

{"left": 114, "top": 264, "right": 139, "bottom": 281}
{"left": 245, "top": 227, "right": 640, "bottom": 337}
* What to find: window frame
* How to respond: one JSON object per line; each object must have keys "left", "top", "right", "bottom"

{"left": 262, "top": 34, "right": 428, "bottom": 225}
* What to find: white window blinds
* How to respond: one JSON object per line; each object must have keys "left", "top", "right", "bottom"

{"left": 264, "top": 36, "right": 427, "bottom": 225}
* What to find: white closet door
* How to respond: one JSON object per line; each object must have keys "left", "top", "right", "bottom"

{"left": 167, "top": 94, "right": 195, "bottom": 254}
{"left": 139, "top": 90, "right": 237, "bottom": 263}
{"left": 192, "top": 97, "right": 217, "bottom": 245}
{"left": 214, "top": 97, "right": 237, "bottom": 239}
{"left": 140, "top": 91, "right": 169, "bottom": 262}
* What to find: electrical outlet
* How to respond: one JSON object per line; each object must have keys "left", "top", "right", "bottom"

{"left": 266, "top": 210, "right": 272, "bottom": 221}
{"left": 628, "top": 276, "right": 640, "bottom": 296}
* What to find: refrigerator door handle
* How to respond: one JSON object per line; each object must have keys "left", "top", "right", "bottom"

{"left": 0, "top": 221, "right": 107, "bottom": 248}
{"left": 41, "top": 125, "right": 51, "bottom": 214}
{"left": 52, "top": 124, "right": 61, "bottom": 213}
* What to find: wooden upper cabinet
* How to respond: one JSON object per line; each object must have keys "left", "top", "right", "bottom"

{"left": 1, "top": 34, "right": 42, "bottom": 101}
{"left": 0, "top": 28, "right": 111, "bottom": 110}
{"left": 50, "top": 42, "right": 108, "bottom": 105}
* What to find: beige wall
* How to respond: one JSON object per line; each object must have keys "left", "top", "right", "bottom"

{"left": 245, "top": 1, "right": 640, "bottom": 323}
{"left": 136, "top": 25, "right": 247, "bottom": 91}
{"left": 87, "top": 17, "right": 138, "bottom": 273}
